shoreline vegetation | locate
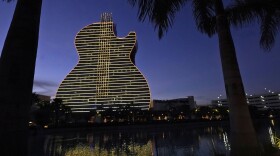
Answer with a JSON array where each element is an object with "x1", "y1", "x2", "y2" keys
[
  {"x1": 30, "y1": 120, "x2": 229, "y2": 135},
  {"x1": 30, "y1": 118, "x2": 277, "y2": 135}
]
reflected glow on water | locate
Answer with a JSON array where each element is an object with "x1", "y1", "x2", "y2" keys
[
  {"x1": 29, "y1": 120, "x2": 280, "y2": 156},
  {"x1": 269, "y1": 126, "x2": 280, "y2": 149},
  {"x1": 64, "y1": 141, "x2": 152, "y2": 156},
  {"x1": 223, "y1": 132, "x2": 230, "y2": 151}
]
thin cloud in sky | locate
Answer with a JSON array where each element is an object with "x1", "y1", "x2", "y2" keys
[{"x1": 33, "y1": 79, "x2": 57, "y2": 96}]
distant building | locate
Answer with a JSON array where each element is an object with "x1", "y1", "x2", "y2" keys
[
  {"x1": 56, "y1": 13, "x2": 151, "y2": 113},
  {"x1": 152, "y1": 96, "x2": 196, "y2": 111},
  {"x1": 212, "y1": 92, "x2": 280, "y2": 110}
]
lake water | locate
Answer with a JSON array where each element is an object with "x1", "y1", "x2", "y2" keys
[{"x1": 28, "y1": 120, "x2": 280, "y2": 156}]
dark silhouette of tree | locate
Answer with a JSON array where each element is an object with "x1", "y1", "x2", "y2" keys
[
  {"x1": 30, "y1": 93, "x2": 52, "y2": 126},
  {"x1": 193, "y1": 106, "x2": 214, "y2": 120},
  {"x1": 0, "y1": 0, "x2": 42, "y2": 155},
  {"x1": 32, "y1": 101, "x2": 52, "y2": 126},
  {"x1": 30, "y1": 94, "x2": 72, "y2": 127},
  {"x1": 216, "y1": 106, "x2": 229, "y2": 119},
  {"x1": 51, "y1": 98, "x2": 61, "y2": 127},
  {"x1": 168, "y1": 105, "x2": 177, "y2": 121},
  {"x1": 31, "y1": 92, "x2": 40, "y2": 105},
  {"x1": 50, "y1": 98, "x2": 70, "y2": 127},
  {"x1": 128, "y1": 0, "x2": 280, "y2": 155}
]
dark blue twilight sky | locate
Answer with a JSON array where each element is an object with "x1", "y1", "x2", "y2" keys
[{"x1": 1, "y1": 1, "x2": 280, "y2": 104}]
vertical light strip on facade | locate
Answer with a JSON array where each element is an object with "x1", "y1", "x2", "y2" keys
[{"x1": 56, "y1": 13, "x2": 151, "y2": 113}]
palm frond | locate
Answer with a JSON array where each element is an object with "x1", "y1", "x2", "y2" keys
[
  {"x1": 228, "y1": 0, "x2": 280, "y2": 51},
  {"x1": 258, "y1": 0, "x2": 280, "y2": 51},
  {"x1": 192, "y1": 0, "x2": 216, "y2": 37},
  {"x1": 128, "y1": 0, "x2": 152, "y2": 21},
  {"x1": 259, "y1": 11, "x2": 280, "y2": 51},
  {"x1": 128, "y1": 0, "x2": 187, "y2": 38},
  {"x1": 227, "y1": 0, "x2": 268, "y2": 27}
]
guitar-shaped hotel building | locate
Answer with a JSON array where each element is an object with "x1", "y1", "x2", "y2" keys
[{"x1": 56, "y1": 13, "x2": 151, "y2": 113}]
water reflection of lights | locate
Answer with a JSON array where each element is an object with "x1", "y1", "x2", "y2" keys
[
  {"x1": 268, "y1": 127, "x2": 280, "y2": 149},
  {"x1": 223, "y1": 132, "x2": 231, "y2": 151},
  {"x1": 64, "y1": 141, "x2": 152, "y2": 156},
  {"x1": 271, "y1": 119, "x2": 275, "y2": 126}
]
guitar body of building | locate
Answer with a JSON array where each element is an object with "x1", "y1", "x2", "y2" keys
[{"x1": 56, "y1": 13, "x2": 151, "y2": 113}]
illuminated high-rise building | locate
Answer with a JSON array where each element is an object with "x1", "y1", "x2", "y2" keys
[{"x1": 56, "y1": 13, "x2": 151, "y2": 113}]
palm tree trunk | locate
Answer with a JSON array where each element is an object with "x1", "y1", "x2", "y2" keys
[
  {"x1": 0, "y1": 0, "x2": 42, "y2": 155},
  {"x1": 214, "y1": 0, "x2": 262, "y2": 155}
]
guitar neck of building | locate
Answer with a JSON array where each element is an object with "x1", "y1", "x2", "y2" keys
[{"x1": 101, "y1": 13, "x2": 113, "y2": 22}]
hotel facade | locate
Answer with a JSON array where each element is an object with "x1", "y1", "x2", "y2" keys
[{"x1": 56, "y1": 13, "x2": 151, "y2": 113}]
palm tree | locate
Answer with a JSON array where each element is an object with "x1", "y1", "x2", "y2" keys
[
  {"x1": 0, "y1": 0, "x2": 42, "y2": 155},
  {"x1": 129, "y1": 0, "x2": 279, "y2": 155}
]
